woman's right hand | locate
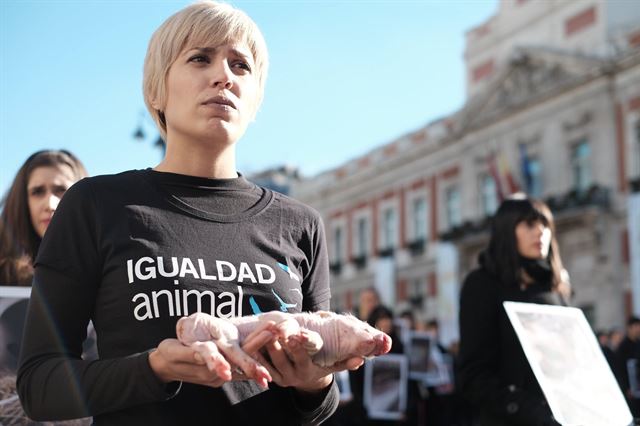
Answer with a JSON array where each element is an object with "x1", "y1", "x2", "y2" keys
[{"x1": 148, "y1": 324, "x2": 276, "y2": 388}]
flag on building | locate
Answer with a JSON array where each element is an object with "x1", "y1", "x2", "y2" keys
[
  {"x1": 498, "y1": 153, "x2": 520, "y2": 195},
  {"x1": 519, "y1": 143, "x2": 534, "y2": 195}
]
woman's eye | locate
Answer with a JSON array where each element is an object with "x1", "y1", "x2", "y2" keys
[
  {"x1": 29, "y1": 187, "x2": 45, "y2": 197},
  {"x1": 233, "y1": 61, "x2": 252, "y2": 72},
  {"x1": 53, "y1": 186, "x2": 68, "y2": 197},
  {"x1": 188, "y1": 54, "x2": 209, "y2": 64}
]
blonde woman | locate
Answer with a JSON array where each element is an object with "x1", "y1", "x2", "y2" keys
[{"x1": 18, "y1": 2, "x2": 361, "y2": 424}]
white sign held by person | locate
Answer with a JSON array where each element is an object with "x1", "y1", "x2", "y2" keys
[
  {"x1": 504, "y1": 301, "x2": 632, "y2": 426},
  {"x1": 629, "y1": 192, "x2": 640, "y2": 316}
]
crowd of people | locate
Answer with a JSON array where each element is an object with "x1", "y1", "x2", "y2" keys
[
  {"x1": 0, "y1": 1, "x2": 638, "y2": 425},
  {"x1": 324, "y1": 287, "x2": 471, "y2": 426}
]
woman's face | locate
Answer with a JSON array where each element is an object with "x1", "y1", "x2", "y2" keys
[
  {"x1": 515, "y1": 219, "x2": 552, "y2": 259},
  {"x1": 375, "y1": 317, "x2": 394, "y2": 335},
  {"x1": 161, "y1": 42, "x2": 260, "y2": 147},
  {"x1": 27, "y1": 165, "x2": 76, "y2": 238}
]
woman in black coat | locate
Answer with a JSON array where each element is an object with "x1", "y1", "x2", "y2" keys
[{"x1": 457, "y1": 196, "x2": 571, "y2": 426}]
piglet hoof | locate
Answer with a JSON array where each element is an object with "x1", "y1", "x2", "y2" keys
[
  {"x1": 245, "y1": 363, "x2": 272, "y2": 389},
  {"x1": 295, "y1": 329, "x2": 322, "y2": 356},
  {"x1": 191, "y1": 341, "x2": 232, "y2": 380}
]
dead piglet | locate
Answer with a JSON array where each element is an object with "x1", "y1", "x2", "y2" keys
[
  {"x1": 176, "y1": 312, "x2": 274, "y2": 388},
  {"x1": 293, "y1": 311, "x2": 393, "y2": 367},
  {"x1": 235, "y1": 311, "x2": 324, "y2": 357}
]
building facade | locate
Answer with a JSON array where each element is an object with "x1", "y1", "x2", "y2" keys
[{"x1": 292, "y1": 0, "x2": 640, "y2": 345}]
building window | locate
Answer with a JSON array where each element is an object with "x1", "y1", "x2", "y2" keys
[
  {"x1": 382, "y1": 208, "x2": 396, "y2": 250},
  {"x1": 445, "y1": 186, "x2": 462, "y2": 228},
  {"x1": 356, "y1": 217, "x2": 368, "y2": 257},
  {"x1": 571, "y1": 140, "x2": 591, "y2": 192},
  {"x1": 409, "y1": 278, "x2": 424, "y2": 307},
  {"x1": 480, "y1": 174, "x2": 498, "y2": 216},
  {"x1": 333, "y1": 227, "x2": 343, "y2": 263},
  {"x1": 634, "y1": 120, "x2": 640, "y2": 177},
  {"x1": 412, "y1": 198, "x2": 428, "y2": 241}
]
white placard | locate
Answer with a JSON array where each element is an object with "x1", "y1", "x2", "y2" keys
[
  {"x1": 504, "y1": 301, "x2": 633, "y2": 426},
  {"x1": 374, "y1": 257, "x2": 395, "y2": 308},
  {"x1": 363, "y1": 354, "x2": 408, "y2": 420},
  {"x1": 435, "y1": 242, "x2": 459, "y2": 346}
]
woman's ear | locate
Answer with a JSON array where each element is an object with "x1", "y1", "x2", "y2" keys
[{"x1": 150, "y1": 98, "x2": 161, "y2": 111}]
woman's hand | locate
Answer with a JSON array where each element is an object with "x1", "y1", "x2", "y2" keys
[
  {"x1": 149, "y1": 324, "x2": 276, "y2": 388},
  {"x1": 255, "y1": 333, "x2": 365, "y2": 394}
]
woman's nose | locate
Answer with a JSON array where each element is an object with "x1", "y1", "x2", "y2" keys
[
  {"x1": 210, "y1": 60, "x2": 233, "y2": 89},
  {"x1": 45, "y1": 193, "x2": 61, "y2": 212}
]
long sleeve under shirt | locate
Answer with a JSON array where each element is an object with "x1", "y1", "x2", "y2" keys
[{"x1": 17, "y1": 169, "x2": 338, "y2": 425}]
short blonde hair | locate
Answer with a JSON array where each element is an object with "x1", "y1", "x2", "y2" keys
[{"x1": 143, "y1": 1, "x2": 269, "y2": 141}]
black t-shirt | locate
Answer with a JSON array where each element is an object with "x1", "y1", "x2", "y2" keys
[{"x1": 17, "y1": 169, "x2": 337, "y2": 425}]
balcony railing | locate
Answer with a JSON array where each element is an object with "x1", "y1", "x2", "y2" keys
[
  {"x1": 377, "y1": 247, "x2": 395, "y2": 258},
  {"x1": 440, "y1": 184, "x2": 611, "y2": 241},
  {"x1": 544, "y1": 184, "x2": 610, "y2": 212},
  {"x1": 352, "y1": 254, "x2": 367, "y2": 270},
  {"x1": 407, "y1": 238, "x2": 426, "y2": 256}
]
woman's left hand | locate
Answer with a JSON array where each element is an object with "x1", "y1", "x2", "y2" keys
[{"x1": 254, "y1": 334, "x2": 364, "y2": 394}]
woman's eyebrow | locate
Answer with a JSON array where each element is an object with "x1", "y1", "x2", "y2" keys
[
  {"x1": 229, "y1": 48, "x2": 253, "y2": 63},
  {"x1": 188, "y1": 47, "x2": 216, "y2": 55}
]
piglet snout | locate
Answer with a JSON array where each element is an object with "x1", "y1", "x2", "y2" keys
[{"x1": 375, "y1": 333, "x2": 392, "y2": 356}]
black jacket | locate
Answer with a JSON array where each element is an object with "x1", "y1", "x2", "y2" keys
[{"x1": 457, "y1": 267, "x2": 565, "y2": 426}]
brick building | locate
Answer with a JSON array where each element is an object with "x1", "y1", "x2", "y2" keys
[{"x1": 292, "y1": 0, "x2": 640, "y2": 345}]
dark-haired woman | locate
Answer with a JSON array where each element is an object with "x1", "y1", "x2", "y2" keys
[
  {"x1": 0, "y1": 150, "x2": 87, "y2": 285},
  {"x1": 457, "y1": 196, "x2": 570, "y2": 426}
]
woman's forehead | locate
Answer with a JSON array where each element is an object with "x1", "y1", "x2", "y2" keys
[
  {"x1": 184, "y1": 30, "x2": 254, "y2": 55},
  {"x1": 28, "y1": 165, "x2": 75, "y2": 186}
]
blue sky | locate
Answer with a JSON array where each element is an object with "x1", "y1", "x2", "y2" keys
[{"x1": 0, "y1": 0, "x2": 496, "y2": 195}]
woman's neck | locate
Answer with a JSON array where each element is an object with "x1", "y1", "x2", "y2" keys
[{"x1": 155, "y1": 138, "x2": 237, "y2": 179}]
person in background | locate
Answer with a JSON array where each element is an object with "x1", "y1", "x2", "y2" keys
[
  {"x1": 0, "y1": 150, "x2": 88, "y2": 424},
  {"x1": 611, "y1": 327, "x2": 625, "y2": 351},
  {"x1": 17, "y1": 2, "x2": 363, "y2": 425},
  {"x1": 614, "y1": 316, "x2": 640, "y2": 417},
  {"x1": 596, "y1": 330, "x2": 616, "y2": 373},
  {"x1": 366, "y1": 305, "x2": 405, "y2": 425},
  {"x1": 457, "y1": 195, "x2": 570, "y2": 426},
  {"x1": 422, "y1": 319, "x2": 456, "y2": 426},
  {"x1": 367, "y1": 306, "x2": 403, "y2": 355},
  {"x1": 0, "y1": 150, "x2": 87, "y2": 285},
  {"x1": 357, "y1": 286, "x2": 380, "y2": 321}
]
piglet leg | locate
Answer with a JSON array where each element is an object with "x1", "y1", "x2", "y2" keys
[
  {"x1": 257, "y1": 312, "x2": 323, "y2": 357},
  {"x1": 176, "y1": 313, "x2": 273, "y2": 387}
]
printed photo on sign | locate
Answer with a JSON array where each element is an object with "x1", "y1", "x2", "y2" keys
[
  {"x1": 335, "y1": 370, "x2": 353, "y2": 403},
  {"x1": 0, "y1": 286, "x2": 98, "y2": 376},
  {"x1": 627, "y1": 359, "x2": 640, "y2": 399},
  {"x1": 0, "y1": 286, "x2": 31, "y2": 375},
  {"x1": 504, "y1": 301, "x2": 633, "y2": 426},
  {"x1": 363, "y1": 354, "x2": 408, "y2": 421},
  {"x1": 406, "y1": 331, "x2": 451, "y2": 386}
]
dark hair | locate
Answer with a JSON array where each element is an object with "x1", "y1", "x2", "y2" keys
[
  {"x1": 0, "y1": 150, "x2": 87, "y2": 285},
  {"x1": 367, "y1": 305, "x2": 394, "y2": 328},
  {"x1": 479, "y1": 196, "x2": 567, "y2": 294},
  {"x1": 627, "y1": 316, "x2": 640, "y2": 327}
]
